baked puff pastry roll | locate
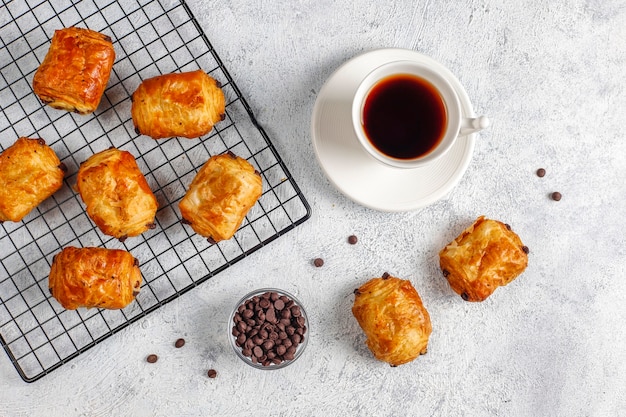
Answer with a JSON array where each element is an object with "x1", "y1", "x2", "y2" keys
[
  {"x1": 32, "y1": 27, "x2": 115, "y2": 115},
  {"x1": 131, "y1": 70, "x2": 226, "y2": 139},
  {"x1": 76, "y1": 148, "x2": 157, "y2": 241},
  {"x1": 179, "y1": 152, "x2": 262, "y2": 243},
  {"x1": 439, "y1": 216, "x2": 529, "y2": 302},
  {"x1": 49, "y1": 246, "x2": 142, "y2": 310},
  {"x1": 0, "y1": 137, "x2": 66, "y2": 223},
  {"x1": 352, "y1": 274, "x2": 432, "y2": 367}
]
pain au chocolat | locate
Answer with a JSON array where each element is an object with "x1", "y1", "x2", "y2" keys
[
  {"x1": 131, "y1": 70, "x2": 226, "y2": 139},
  {"x1": 439, "y1": 216, "x2": 529, "y2": 302},
  {"x1": 49, "y1": 246, "x2": 142, "y2": 310},
  {"x1": 352, "y1": 274, "x2": 432, "y2": 366},
  {"x1": 32, "y1": 27, "x2": 115, "y2": 115},
  {"x1": 76, "y1": 148, "x2": 157, "y2": 241},
  {"x1": 179, "y1": 152, "x2": 262, "y2": 243},
  {"x1": 0, "y1": 137, "x2": 65, "y2": 223}
]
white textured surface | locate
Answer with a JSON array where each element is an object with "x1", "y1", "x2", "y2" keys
[{"x1": 2, "y1": 1, "x2": 626, "y2": 416}]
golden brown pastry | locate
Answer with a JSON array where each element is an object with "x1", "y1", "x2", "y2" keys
[
  {"x1": 32, "y1": 27, "x2": 115, "y2": 114},
  {"x1": 352, "y1": 274, "x2": 432, "y2": 366},
  {"x1": 439, "y1": 216, "x2": 529, "y2": 302},
  {"x1": 49, "y1": 246, "x2": 142, "y2": 310},
  {"x1": 0, "y1": 137, "x2": 66, "y2": 223},
  {"x1": 76, "y1": 148, "x2": 157, "y2": 240},
  {"x1": 179, "y1": 152, "x2": 262, "y2": 243},
  {"x1": 131, "y1": 70, "x2": 226, "y2": 139}
]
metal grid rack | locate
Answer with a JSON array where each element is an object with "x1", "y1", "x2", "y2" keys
[{"x1": 0, "y1": 0, "x2": 310, "y2": 382}]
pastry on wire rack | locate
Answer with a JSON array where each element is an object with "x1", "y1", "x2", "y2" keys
[
  {"x1": 179, "y1": 152, "x2": 262, "y2": 243},
  {"x1": 131, "y1": 69, "x2": 226, "y2": 139},
  {"x1": 0, "y1": 137, "x2": 66, "y2": 223},
  {"x1": 439, "y1": 216, "x2": 529, "y2": 302},
  {"x1": 352, "y1": 274, "x2": 432, "y2": 367},
  {"x1": 75, "y1": 148, "x2": 158, "y2": 241},
  {"x1": 49, "y1": 246, "x2": 142, "y2": 310},
  {"x1": 32, "y1": 27, "x2": 115, "y2": 115}
]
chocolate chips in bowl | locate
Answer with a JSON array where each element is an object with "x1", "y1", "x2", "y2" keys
[{"x1": 229, "y1": 288, "x2": 308, "y2": 369}]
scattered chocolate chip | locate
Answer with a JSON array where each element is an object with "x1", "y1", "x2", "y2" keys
[
  {"x1": 181, "y1": 218, "x2": 191, "y2": 225},
  {"x1": 226, "y1": 150, "x2": 236, "y2": 158},
  {"x1": 536, "y1": 168, "x2": 546, "y2": 177},
  {"x1": 146, "y1": 354, "x2": 158, "y2": 363},
  {"x1": 390, "y1": 364, "x2": 397, "y2": 368},
  {"x1": 133, "y1": 258, "x2": 139, "y2": 267},
  {"x1": 461, "y1": 292, "x2": 469, "y2": 301},
  {"x1": 504, "y1": 223, "x2": 511, "y2": 230},
  {"x1": 207, "y1": 369, "x2": 217, "y2": 378},
  {"x1": 215, "y1": 80, "x2": 222, "y2": 88},
  {"x1": 146, "y1": 222, "x2": 156, "y2": 229},
  {"x1": 132, "y1": 290, "x2": 140, "y2": 297},
  {"x1": 420, "y1": 348, "x2": 428, "y2": 355},
  {"x1": 175, "y1": 338, "x2": 185, "y2": 348},
  {"x1": 348, "y1": 235, "x2": 358, "y2": 244},
  {"x1": 134, "y1": 126, "x2": 140, "y2": 135},
  {"x1": 58, "y1": 162, "x2": 68, "y2": 173},
  {"x1": 103, "y1": 35, "x2": 112, "y2": 43},
  {"x1": 313, "y1": 258, "x2": 324, "y2": 267},
  {"x1": 49, "y1": 287, "x2": 53, "y2": 295},
  {"x1": 522, "y1": 246, "x2": 530, "y2": 254},
  {"x1": 207, "y1": 236, "x2": 217, "y2": 244},
  {"x1": 442, "y1": 269, "x2": 450, "y2": 277},
  {"x1": 381, "y1": 272, "x2": 390, "y2": 280},
  {"x1": 118, "y1": 235, "x2": 128, "y2": 243},
  {"x1": 551, "y1": 192, "x2": 562, "y2": 201},
  {"x1": 353, "y1": 288, "x2": 361, "y2": 295},
  {"x1": 36, "y1": 138, "x2": 46, "y2": 145},
  {"x1": 219, "y1": 113, "x2": 226, "y2": 121},
  {"x1": 254, "y1": 169, "x2": 261, "y2": 176}
]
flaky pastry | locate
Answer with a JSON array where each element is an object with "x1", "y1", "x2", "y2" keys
[
  {"x1": 0, "y1": 137, "x2": 65, "y2": 222},
  {"x1": 49, "y1": 246, "x2": 142, "y2": 310},
  {"x1": 439, "y1": 216, "x2": 528, "y2": 302},
  {"x1": 76, "y1": 148, "x2": 157, "y2": 240},
  {"x1": 131, "y1": 70, "x2": 226, "y2": 139},
  {"x1": 32, "y1": 27, "x2": 115, "y2": 114},
  {"x1": 179, "y1": 152, "x2": 262, "y2": 243},
  {"x1": 352, "y1": 274, "x2": 432, "y2": 366}
]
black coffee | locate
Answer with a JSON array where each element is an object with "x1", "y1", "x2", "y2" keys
[{"x1": 362, "y1": 74, "x2": 447, "y2": 160}]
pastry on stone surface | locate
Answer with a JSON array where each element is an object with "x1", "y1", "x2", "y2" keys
[
  {"x1": 0, "y1": 137, "x2": 65, "y2": 223},
  {"x1": 32, "y1": 27, "x2": 115, "y2": 114},
  {"x1": 49, "y1": 246, "x2": 142, "y2": 310},
  {"x1": 439, "y1": 216, "x2": 528, "y2": 302},
  {"x1": 352, "y1": 274, "x2": 432, "y2": 366},
  {"x1": 76, "y1": 148, "x2": 157, "y2": 240},
  {"x1": 131, "y1": 70, "x2": 226, "y2": 139},
  {"x1": 179, "y1": 152, "x2": 262, "y2": 243}
]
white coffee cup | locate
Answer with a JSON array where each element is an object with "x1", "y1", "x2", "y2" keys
[{"x1": 352, "y1": 60, "x2": 489, "y2": 169}]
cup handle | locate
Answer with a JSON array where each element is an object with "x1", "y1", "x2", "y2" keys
[{"x1": 459, "y1": 115, "x2": 490, "y2": 137}]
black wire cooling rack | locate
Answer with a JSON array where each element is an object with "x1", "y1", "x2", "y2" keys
[{"x1": 0, "y1": 0, "x2": 310, "y2": 382}]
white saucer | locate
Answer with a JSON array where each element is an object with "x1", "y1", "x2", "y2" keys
[{"x1": 311, "y1": 48, "x2": 478, "y2": 212}]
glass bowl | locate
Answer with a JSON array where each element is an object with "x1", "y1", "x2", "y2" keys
[{"x1": 229, "y1": 288, "x2": 308, "y2": 370}]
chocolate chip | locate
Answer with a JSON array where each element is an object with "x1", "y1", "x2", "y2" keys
[
  {"x1": 232, "y1": 291, "x2": 306, "y2": 366},
  {"x1": 146, "y1": 222, "x2": 157, "y2": 230},
  {"x1": 505, "y1": 223, "x2": 511, "y2": 230},
  {"x1": 207, "y1": 369, "x2": 217, "y2": 378},
  {"x1": 551, "y1": 192, "x2": 562, "y2": 201},
  {"x1": 181, "y1": 218, "x2": 191, "y2": 225},
  {"x1": 461, "y1": 292, "x2": 469, "y2": 301},
  {"x1": 442, "y1": 269, "x2": 450, "y2": 277},
  {"x1": 313, "y1": 258, "x2": 324, "y2": 267},
  {"x1": 536, "y1": 168, "x2": 546, "y2": 177},
  {"x1": 58, "y1": 162, "x2": 68, "y2": 173},
  {"x1": 207, "y1": 236, "x2": 217, "y2": 244},
  {"x1": 219, "y1": 113, "x2": 226, "y2": 121},
  {"x1": 146, "y1": 354, "x2": 158, "y2": 363},
  {"x1": 134, "y1": 258, "x2": 139, "y2": 267},
  {"x1": 134, "y1": 126, "x2": 141, "y2": 135},
  {"x1": 348, "y1": 235, "x2": 358, "y2": 244},
  {"x1": 353, "y1": 289, "x2": 361, "y2": 295},
  {"x1": 175, "y1": 338, "x2": 185, "y2": 348},
  {"x1": 36, "y1": 138, "x2": 46, "y2": 145},
  {"x1": 381, "y1": 272, "x2": 390, "y2": 280},
  {"x1": 522, "y1": 246, "x2": 530, "y2": 254},
  {"x1": 118, "y1": 235, "x2": 128, "y2": 243}
]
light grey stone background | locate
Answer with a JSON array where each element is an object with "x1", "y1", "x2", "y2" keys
[{"x1": 1, "y1": 0, "x2": 625, "y2": 416}]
